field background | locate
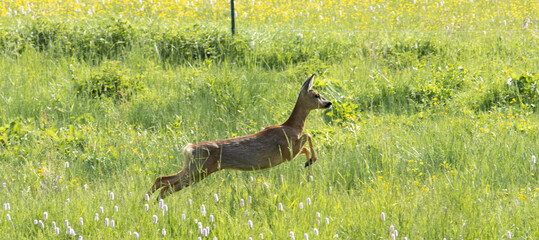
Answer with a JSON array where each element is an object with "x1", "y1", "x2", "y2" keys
[{"x1": 0, "y1": 0, "x2": 538, "y2": 239}]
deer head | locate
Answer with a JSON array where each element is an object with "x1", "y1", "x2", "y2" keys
[{"x1": 299, "y1": 74, "x2": 332, "y2": 110}]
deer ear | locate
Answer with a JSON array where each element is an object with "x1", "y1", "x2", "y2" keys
[{"x1": 301, "y1": 73, "x2": 315, "y2": 92}]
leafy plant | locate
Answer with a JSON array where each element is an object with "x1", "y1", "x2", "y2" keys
[
  {"x1": 325, "y1": 101, "x2": 359, "y2": 125},
  {"x1": 507, "y1": 72, "x2": 538, "y2": 109},
  {"x1": 0, "y1": 29, "x2": 26, "y2": 55},
  {"x1": 73, "y1": 61, "x2": 146, "y2": 101},
  {"x1": 410, "y1": 64, "x2": 466, "y2": 105},
  {"x1": 478, "y1": 72, "x2": 537, "y2": 111}
]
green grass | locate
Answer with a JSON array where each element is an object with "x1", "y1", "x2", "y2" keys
[{"x1": 1, "y1": 0, "x2": 538, "y2": 239}]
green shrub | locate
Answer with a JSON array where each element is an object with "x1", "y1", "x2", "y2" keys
[
  {"x1": 1, "y1": 20, "x2": 354, "y2": 67},
  {"x1": 285, "y1": 58, "x2": 330, "y2": 80},
  {"x1": 67, "y1": 18, "x2": 133, "y2": 60},
  {"x1": 73, "y1": 61, "x2": 146, "y2": 100},
  {"x1": 369, "y1": 39, "x2": 440, "y2": 69},
  {"x1": 0, "y1": 118, "x2": 85, "y2": 156},
  {"x1": 507, "y1": 72, "x2": 538, "y2": 109},
  {"x1": 325, "y1": 101, "x2": 359, "y2": 125},
  {"x1": 0, "y1": 120, "x2": 27, "y2": 147},
  {"x1": 410, "y1": 64, "x2": 466, "y2": 105},
  {"x1": 478, "y1": 72, "x2": 538, "y2": 111},
  {"x1": 255, "y1": 32, "x2": 348, "y2": 70},
  {"x1": 393, "y1": 39, "x2": 438, "y2": 59},
  {"x1": 27, "y1": 18, "x2": 66, "y2": 51},
  {"x1": 0, "y1": 29, "x2": 26, "y2": 55},
  {"x1": 150, "y1": 24, "x2": 229, "y2": 62}
]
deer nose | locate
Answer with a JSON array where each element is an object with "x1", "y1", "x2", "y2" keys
[{"x1": 324, "y1": 102, "x2": 332, "y2": 108}]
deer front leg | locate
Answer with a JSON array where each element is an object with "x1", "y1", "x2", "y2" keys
[
  {"x1": 299, "y1": 147, "x2": 314, "y2": 177},
  {"x1": 300, "y1": 134, "x2": 318, "y2": 168},
  {"x1": 294, "y1": 134, "x2": 317, "y2": 178}
]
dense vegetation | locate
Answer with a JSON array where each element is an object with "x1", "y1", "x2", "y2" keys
[{"x1": 0, "y1": 0, "x2": 537, "y2": 239}]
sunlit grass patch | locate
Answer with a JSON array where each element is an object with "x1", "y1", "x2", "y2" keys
[{"x1": 0, "y1": 0, "x2": 538, "y2": 239}]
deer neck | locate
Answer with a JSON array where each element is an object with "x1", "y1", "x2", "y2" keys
[{"x1": 282, "y1": 101, "x2": 311, "y2": 132}]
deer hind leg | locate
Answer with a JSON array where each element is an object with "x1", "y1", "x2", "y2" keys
[
  {"x1": 158, "y1": 146, "x2": 221, "y2": 199},
  {"x1": 162, "y1": 165, "x2": 213, "y2": 196},
  {"x1": 158, "y1": 158, "x2": 217, "y2": 199},
  {"x1": 158, "y1": 169, "x2": 190, "y2": 199},
  {"x1": 147, "y1": 173, "x2": 179, "y2": 198},
  {"x1": 146, "y1": 144, "x2": 221, "y2": 200},
  {"x1": 145, "y1": 144, "x2": 195, "y2": 200}
]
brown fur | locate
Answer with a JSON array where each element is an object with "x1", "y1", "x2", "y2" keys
[{"x1": 146, "y1": 74, "x2": 332, "y2": 199}]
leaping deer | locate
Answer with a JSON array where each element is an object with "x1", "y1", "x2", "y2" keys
[{"x1": 146, "y1": 74, "x2": 332, "y2": 199}]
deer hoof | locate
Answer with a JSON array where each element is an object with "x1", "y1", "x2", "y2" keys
[{"x1": 304, "y1": 159, "x2": 314, "y2": 168}]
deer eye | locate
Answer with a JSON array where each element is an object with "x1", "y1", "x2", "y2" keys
[{"x1": 314, "y1": 94, "x2": 320, "y2": 99}]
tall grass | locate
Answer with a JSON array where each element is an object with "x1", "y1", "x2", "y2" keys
[{"x1": 1, "y1": 0, "x2": 538, "y2": 239}]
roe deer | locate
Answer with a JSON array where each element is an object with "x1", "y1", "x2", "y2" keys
[{"x1": 146, "y1": 74, "x2": 332, "y2": 199}]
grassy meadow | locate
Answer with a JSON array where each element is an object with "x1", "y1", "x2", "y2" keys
[{"x1": 0, "y1": 0, "x2": 538, "y2": 239}]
